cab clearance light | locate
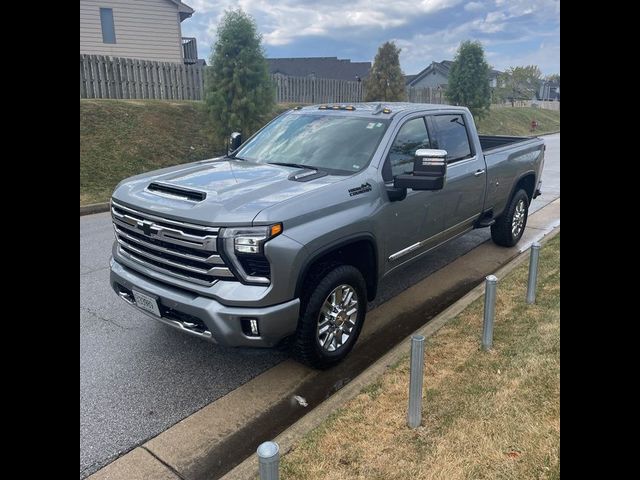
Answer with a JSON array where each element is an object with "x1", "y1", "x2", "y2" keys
[{"x1": 318, "y1": 105, "x2": 357, "y2": 111}]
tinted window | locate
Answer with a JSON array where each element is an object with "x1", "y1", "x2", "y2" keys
[
  {"x1": 431, "y1": 115, "x2": 472, "y2": 162},
  {"x1": 387, "y1": 117, "x2": 430, "y2": 177},
  {"x1": 235, "y1": 114, "x2": 389, "y2": 174},
  {"x1": 100, "y1": 8, "x2": 116, "y2": 44}
]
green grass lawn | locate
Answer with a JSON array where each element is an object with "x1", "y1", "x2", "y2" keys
[
  {"x1": 475, "y1": 106, "x2": 560, "y2": 136},
  {"x1": 281, "y1": 234, "x2": 560, "y2": 480},
  {"x1": 80, "y1": 100, "x2": 559, "y2": 205}
]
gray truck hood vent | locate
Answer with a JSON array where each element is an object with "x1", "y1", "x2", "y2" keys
[
  {"x1": 288, "y1": 170, "x2": 328, "y2": 182},
  {"x1": 147, "y1": 182, "x2": 207, "y2": 202}
]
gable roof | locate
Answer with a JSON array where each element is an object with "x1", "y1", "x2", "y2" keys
[
  {"x1": 406, "y1": 59, "x2": 502, "y2": 86},
  {"x1": 267, "y1": 57, "x2": 371, "y2": 81}
]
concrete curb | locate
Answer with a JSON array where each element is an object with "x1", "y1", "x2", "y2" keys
[
  {"x1": 80, "y1": 202, "x2": 110, "y2": 216},
  {"x1": 223, "y1": 224, "x2": 560, "y2": 480}
]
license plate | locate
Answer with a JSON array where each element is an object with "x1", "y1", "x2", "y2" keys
[{"x1": 132, "y1": 290, "x2": 161, "y2": 317}]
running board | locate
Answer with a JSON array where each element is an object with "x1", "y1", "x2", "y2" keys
[{"x1": 475, "y1": 211, "x2": 496, "y2": 228}]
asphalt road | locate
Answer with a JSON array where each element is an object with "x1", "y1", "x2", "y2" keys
[{"x1": 80, "y1": 133, "x2": 559, "y2": 478}]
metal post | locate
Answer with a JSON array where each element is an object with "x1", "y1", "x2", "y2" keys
[
  {"x1": 407, "y1": 334, "x2": 425, "y2": 429},
  {"x1": 257, "y1": 441, "x2": 280, "y2": 480},
  {"x1": 526, "y1": 242, "x2": 541, "y2": 304},
  {"x1": 482, "y1": 275, "x2": 498, "y2": 351}
]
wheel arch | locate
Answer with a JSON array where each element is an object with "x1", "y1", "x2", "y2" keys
[{"x1": 295, "y1": 234, "x2": 379, "y2": 302}]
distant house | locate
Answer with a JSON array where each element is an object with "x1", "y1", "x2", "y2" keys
[
  {"x1": 406, "y1": 60, "x2": 502, "y2": 89},
  {"x1": 267, "y1": 57, "x2": 371, "y2": 81},
  {"x1": 537, "y1": 80, "x2": 560, "y2": 101},
  {"x1": 80, "y1": 0, "x2": 201, "y2": 64}
]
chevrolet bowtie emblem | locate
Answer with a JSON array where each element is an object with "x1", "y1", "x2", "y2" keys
[{"x1": 138, "y1": 220, "x2": 155, "y2": 236}]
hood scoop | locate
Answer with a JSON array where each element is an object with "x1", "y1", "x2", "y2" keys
[
  {"x1": 288, "y1": 170, "x2": 328, "y2": 182},
  {"x1": 146, "y1": 182, "x2": 207, "y2": 202}
]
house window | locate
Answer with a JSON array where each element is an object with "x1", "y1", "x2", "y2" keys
[{"x1": 100, "y1": 8, "x2": 116, "y2": 44}]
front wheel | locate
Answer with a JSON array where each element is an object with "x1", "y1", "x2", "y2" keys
[
  {"x1": 292, "y1": 265, "x2": 367, "y2": 369},
  {"x1": 491, "y1": 189, "x2": 530, "y2": 247}
]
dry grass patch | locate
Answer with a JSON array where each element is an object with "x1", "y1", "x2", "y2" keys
[{"x1": 281, "y1": 235, "x2": 560, "y2": 480}]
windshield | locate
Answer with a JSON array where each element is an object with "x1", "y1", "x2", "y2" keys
[{"x1": 234, "y1": 113, "x2": 390, "y2": 174}]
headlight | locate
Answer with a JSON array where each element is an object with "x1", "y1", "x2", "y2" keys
[{"x1": 219, "y1": 224, "x2": 282, "y2": 284}]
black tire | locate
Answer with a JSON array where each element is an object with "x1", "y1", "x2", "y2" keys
[
  {"x1": 292, "y1": 264, "x2": 367, "y2": 369},
  {"x1": 491, "y1": 189, "x2": 530, "y2": 247}
]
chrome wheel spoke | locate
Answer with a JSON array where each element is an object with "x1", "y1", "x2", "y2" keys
[
  {"x1": 342, "y1": 289, "x2": 353, "y2": 307},
  {"x1": 317, "y1": 284, "x2": 359, "y2": 352}
]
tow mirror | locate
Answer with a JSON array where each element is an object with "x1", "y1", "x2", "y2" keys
[
  {"x1": 394, "y1": 149, "x2": 448, "y2": 191},
  {"x1": 228, "y1": 132, "x2": 242, "y2": 154}
]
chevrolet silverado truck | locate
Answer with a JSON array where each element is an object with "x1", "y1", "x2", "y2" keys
[{"x1": 110, "y1": 102, "x2": 545, "y2": 368}]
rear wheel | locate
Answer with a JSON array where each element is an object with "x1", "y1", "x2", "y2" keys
[
  {"x1": 292, "y1": 265, "x2": 367, "y2": 369},
  {"x1": 491, "y1": 189, "x2": 529, "y2": 247}
]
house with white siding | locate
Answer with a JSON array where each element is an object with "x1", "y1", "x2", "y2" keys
[
  {"x1": 79, "y1": 0, "x2": 200, "y2": 64},
  {"x1": 406, "y1": 60, "x2": 502, "y2": 90}
]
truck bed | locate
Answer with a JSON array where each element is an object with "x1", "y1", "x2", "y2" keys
[{"x1": 479, "y1": 135, "x2": 537, "y2": 153}]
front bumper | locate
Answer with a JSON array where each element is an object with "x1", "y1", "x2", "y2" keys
[{"x1": 110, "y1": 258, "x2": 300, "y2": 347}]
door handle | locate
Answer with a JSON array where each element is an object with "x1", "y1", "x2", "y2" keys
[{"x1": 474, "y1": 169, "x2": 486, "y2": 176}]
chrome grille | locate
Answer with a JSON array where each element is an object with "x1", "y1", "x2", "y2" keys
[{"x1": 111, "y1": 200, "x2": 235, "y2": 286}]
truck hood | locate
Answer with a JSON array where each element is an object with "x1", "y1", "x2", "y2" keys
[{"x1": 111, "y1": 158, "x2": 341, "y2": 225}]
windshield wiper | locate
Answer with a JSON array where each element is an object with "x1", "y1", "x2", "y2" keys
[{"x1": 267, "y1": 162, "x2": 318, "y2": 170}]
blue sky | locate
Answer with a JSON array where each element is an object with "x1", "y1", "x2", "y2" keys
[{"x1": 181, "y1": 0, "x2": 560, "y2": 75}]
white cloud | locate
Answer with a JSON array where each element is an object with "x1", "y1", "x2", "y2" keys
[
  {"x1": 182, "y1": 0, "x2": 464, "y2": 48},
  {"x1": 180, "y1": 0, "x2": 559, "y2": 75},
  {"x1": 464, "y1": 2, "x2": 485, "y2": 12}
]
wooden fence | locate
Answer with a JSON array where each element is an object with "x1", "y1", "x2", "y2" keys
[
  {"x1": 272, "y1": 74, "x2": 446, "y2": 105},
  {"x1": 498, "y1": 100, "x2": 560, "y2": 111},
  {"x1": 405, "y1": 86, "x2": 446, "y2": 104},
  {"x1": 80, "y1": 54, "x2": 205, "y2": 100},
  {"x1": 272, "y1": 74, "x2": 365, "y2": 103},
  {"x1": 80, "y1": 55, "x2": 445, "y2": 105}
]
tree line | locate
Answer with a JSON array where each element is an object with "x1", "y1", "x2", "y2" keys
[{"x1": 204, "y1": 8, "x2": 558, "y2": 139}]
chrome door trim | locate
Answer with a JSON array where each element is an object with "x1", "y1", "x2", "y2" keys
[{"x1": 388, "y1": 214, "x2": 478, "y2": 261}]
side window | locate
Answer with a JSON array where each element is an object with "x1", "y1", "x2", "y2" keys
[
  {"x1": 431, "y1": 115, "x2": 472, "y2": 163},
  {"x1": 386, "y1": 118, "x2": 430, "y2": 178},
  {"x1": 100, "y1": 8, "x2": 117, "y2": 44}
]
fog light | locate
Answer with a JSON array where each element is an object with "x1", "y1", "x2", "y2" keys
[{"x1": 241, "y1": 318, "x2": 260, "y2": 336}]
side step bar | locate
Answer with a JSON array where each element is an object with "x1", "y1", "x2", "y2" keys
[{"x1": 474, "y1": 210, "x2": 496, "y2": 228}]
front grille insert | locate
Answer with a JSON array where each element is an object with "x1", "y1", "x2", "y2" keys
[
  {"x1": 238, "y1": 255, "x2": 271, "y2": 279},
  {"x1": 111, "y1": 200, "x2": 235, "y2": 286}
]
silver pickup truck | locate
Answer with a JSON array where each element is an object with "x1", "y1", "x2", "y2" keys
[{"x1": 110, "y1": 102, "x2": 545, "y2": 368}]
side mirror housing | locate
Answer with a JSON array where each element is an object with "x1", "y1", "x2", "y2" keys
[
  {"x1": 228, "y1": 132, "x2": 242, "y2": 154},
  {"x1": 394, "y1": 149, "x2": 447, "y2": 191}
]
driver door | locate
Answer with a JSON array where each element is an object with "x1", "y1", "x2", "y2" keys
[{"x1": 381, "y1": 116, "x2": 444, "y2": 273}]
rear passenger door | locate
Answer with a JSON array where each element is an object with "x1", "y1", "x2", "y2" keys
[{"x1": 428, "y1": 113, "x2": 486, "y2": 235}]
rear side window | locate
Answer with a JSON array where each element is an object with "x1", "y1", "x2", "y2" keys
[
  {"x1": 386, "y1": 117, "x2": 431, "y2": 178},
  {"x1": 431, "y1": 115, "x2": 472, "y2": 163}
]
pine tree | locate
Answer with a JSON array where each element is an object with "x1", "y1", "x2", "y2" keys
[
  {"x1": 446, "y1": 40, "x2": 491, "y2": 119},
  {"x1": 364, "y1": 41, "x2": 406, "y2": 102},
  {"x1": 205, "y1": 9, "x2": 274, "y2": 142}
]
